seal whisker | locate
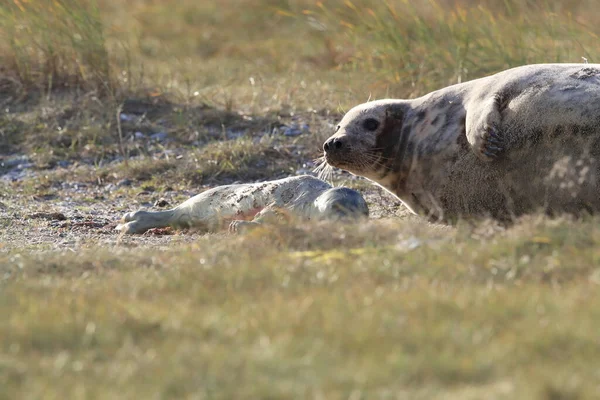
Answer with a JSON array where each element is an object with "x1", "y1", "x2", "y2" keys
[
  {"x1": 313, "y1": 156, "x2": 335, "y2": 182},
  {"x1": 319, "y1": 165, "x2": 334, "y2": 182}
]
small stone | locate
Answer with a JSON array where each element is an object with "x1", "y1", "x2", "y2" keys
[
  {"x1": 154, "y1": 198, "x2": 169, "y2": 208},
  {"x1": 134, "y1": 131, "x2": 146, "y2": 140},
  {"x1": 117, "y1": 179, "x2": 132, "y2": 187},
  {"x1": 32, "y1": 193, "x2": 58, "y2": 201},
  {"x1": 226, "y1": 130, "x2": 243, "y2": 139},
  {"x1": 283, "y1": 126, "x2": 303, "y2": 137},
  {"x1": 28, "y1": 212, "x2": 67, "y2": 221},
  {"x1": 150, "y1": 132, "x2": 168, "y2": 142},
  {"x1": 0, "y1": 155, "x2": 31, "y2": 169},
  {"x1": 144, "y1": 227, "x2": 173, "y2": 236}
]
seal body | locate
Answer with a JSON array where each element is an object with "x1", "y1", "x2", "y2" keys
[
  {"x1": 116, "y1": 175, "x2": 368, "y2": 234},
  {"x1": 323, "y1": 63, "x2": 600, "y2": 221}
]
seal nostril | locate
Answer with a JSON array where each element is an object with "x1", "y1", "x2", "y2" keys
[{"x1": 324, "y1": 138, "x2": 344, "y2": 152}]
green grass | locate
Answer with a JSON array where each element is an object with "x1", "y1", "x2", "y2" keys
[{"x1": 3, "y1": 0, "x2": 600, "y2": 398}]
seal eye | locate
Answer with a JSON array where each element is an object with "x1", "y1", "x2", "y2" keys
[{"x1": 362, "y1": 118, "x2": 380, "y2": 131}]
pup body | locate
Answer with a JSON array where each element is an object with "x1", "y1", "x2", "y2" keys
[{"x1": 117, "y1": 175, "x2": 369, "y2": 234}]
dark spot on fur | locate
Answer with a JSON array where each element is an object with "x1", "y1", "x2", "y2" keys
[
  {"x1": 528, "y1": 129, "x2": 544, "y2": 146},
  {"x1": 431, "y1": 115, "x2": 441, "y2": 126},
  {"x1": 416, "y1": 141, "x2": 429, "y2": 157},
  {"x1": 456, "y1": 131, "x2": 470, "y2": 151},
  {"x1": 403, "y1": 141, "x2": 415, "y2": 163},
  {"x1": 377, "y1": 111, "x2": 404, "y2": 157},
  {"x1": 550, "y1": 125, "x2": 565, "y2": 139},
  {"x1": 410, "y1": 121, "x2": 420, "y2": 133},
  {"x1": 518, "y1": 124, "x2": 597, "y2": 149},
  {"x1": 397, "y1": 125, "x2": 412, "y2": 153},
  {"x1": 414, "y1": 109, "x2": 427, "y2": 124},
  {"x1": 438, "y1": 103, "x2": 465, "y2": 137},
  {"x1": 373, "y1": 107, "x2": 411, "y2": 181},
  {"x1": 571, "y1": 67, "x2": 600, "y2": 80},
  {"x1": 449, "y1": 152, "x2": 459, "y2": 165},
  {"x1": 280, "y1": 188, "x2": 294, "y2": 204},
  {"x1": 386, "y1": 104, "x2": 405, "y2": 120}
]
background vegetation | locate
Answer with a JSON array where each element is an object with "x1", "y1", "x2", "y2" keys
[{"x1": 2, "y1": 0, "x2": 600, "y2": 398}]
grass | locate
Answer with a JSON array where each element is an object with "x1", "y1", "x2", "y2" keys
[
  {"x1": 2, "y1": 0, "x2": 600, "y2": 398},
  {"x1": 0, "y1": 0, "x2": 111, "y2": 94},
  {"x1": 310, "y1": 0, "x2": 598, "y2": 95},
  {"x1": 3, "y1": 217, "x2": 600, "y2": 398}
]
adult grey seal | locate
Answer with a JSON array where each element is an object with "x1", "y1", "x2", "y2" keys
[
  {"x1": 116, "y1": 175, "x2": 368, "y2": 234},
  {"x1": 322, "y1": 63, "x2": 600, "y2": 221}
]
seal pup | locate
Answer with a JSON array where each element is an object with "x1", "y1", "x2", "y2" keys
[
  {"x1": 322, "y1": 63, "x2": 600, "y2": 221},
  {"x1": 116, "y1": 175, "x2": 369, "y2": 234}
]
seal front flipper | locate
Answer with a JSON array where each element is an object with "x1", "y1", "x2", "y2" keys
[
  {"x1": 480, "y1": 124, "x2": 504, "y2": 160},
  {"x1": 228, "y1": 220, "x2": 261, "y2": 234},
  {"x1": 466, "y1": 93, "x2": 506, "y2": 162},
  {"x1": 228, "y1": 206, "x2": 287, "y2": 234}
]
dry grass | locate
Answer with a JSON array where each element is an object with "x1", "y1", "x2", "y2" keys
[
  {"x1": 0, "y1": 0, "x2": 111, "y2": 95},
  {"x1": 2, "y1": 0, "x2": 600, "y2": 399},
  {"x1": 3, "y1": 0, "x2": 596, "y2": 109},
  {"x1": 3, "y1": 217, "x2": 600, "y2": 398},
  {"x1": 310, "y1": 0, "x2": 598, "y2": 96}
]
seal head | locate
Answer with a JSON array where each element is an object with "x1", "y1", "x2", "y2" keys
[
  {"x1": 323, "y1": 100, "x2": 409, "y2": 183},
  {"x1": 312, "y1": 187, "x2": 369, "y2": 219}
]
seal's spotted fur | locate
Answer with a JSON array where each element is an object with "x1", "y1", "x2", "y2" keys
[{"x1": 324, "y1": 64, "x2": 600, "y2": 221}]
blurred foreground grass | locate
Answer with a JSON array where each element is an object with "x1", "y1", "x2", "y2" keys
[
  {"x1": 3, "y1": 217, "x2": 600, "y2": 398},
  {"x1": 2, "y1": 0, "x2": 600, "y2": 399}
]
